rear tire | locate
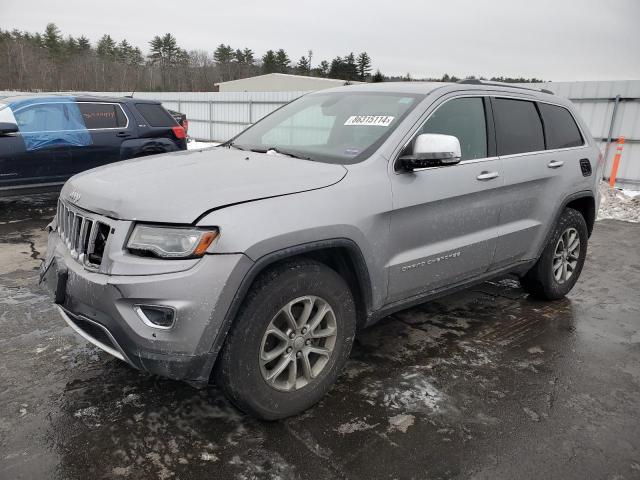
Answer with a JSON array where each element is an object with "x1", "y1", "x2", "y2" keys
[
  {"x1": 214, "y1": 259, "x2": 356, "y2": 420},
  {"x1": 520, "y1": 208, "x2": 588, "y2": 300}
]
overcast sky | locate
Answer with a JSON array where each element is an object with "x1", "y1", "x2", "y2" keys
[{"x1": 2, "y1": 0, "x2": 639, "y2": 81}]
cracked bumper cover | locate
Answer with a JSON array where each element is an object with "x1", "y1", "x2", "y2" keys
[{"x1": 42, "y1": 230, "x2": 252, "y2": 383}]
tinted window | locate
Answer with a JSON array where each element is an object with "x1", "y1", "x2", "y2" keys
[
  {"x1": 418, "y1": 97, "x2": 487, "y2": 160},
  {"x1": 135, "y1": 103, "x2": 176, "y2": 127},
  {"x1": 538, "y1": 103, "x2": 583, "y2": 149},
  {"x1": 493, "y1": 98, "x2": 544, "y2": 155},
  {"x1": 78, "y1": 103, "x2": 127, "y2": 129}
]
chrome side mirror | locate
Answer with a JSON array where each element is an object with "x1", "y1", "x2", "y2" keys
[{"x1": 399, "y1": 133, "x2": 461, "y2": 171}]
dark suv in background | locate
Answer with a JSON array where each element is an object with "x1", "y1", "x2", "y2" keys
[{"x1": 0, "y1": 95, "x2": 187, "y2": 194}]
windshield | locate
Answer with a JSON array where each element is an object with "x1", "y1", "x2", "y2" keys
[{"x1": 228, "y1": 91, "x2": 425, "y2": 164}]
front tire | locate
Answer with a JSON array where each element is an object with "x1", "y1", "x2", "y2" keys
[
  {"x1": 214, "y1": 259, "x2": 356, "y2": 420},
  {"x1": 520, "y1": 208, "x2": 588, "y2": 300}
]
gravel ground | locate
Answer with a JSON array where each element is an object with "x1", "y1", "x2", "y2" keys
[{"x1": 598, "y1": 183, "x2": 640, "y2": 223}]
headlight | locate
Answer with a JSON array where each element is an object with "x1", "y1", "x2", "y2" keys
[{"x1": 127, "y1": 225, "x2": 219, "y2": 259}]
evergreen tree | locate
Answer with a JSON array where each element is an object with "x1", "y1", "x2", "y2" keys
[
  {"x1": 356, "y1": 52, "x2": 372, "y2": 80},
  {"x1": 296, "y1": 56, "x2": 310, "y2": 74},
  {"x1": 65, "y1": 36, "x2": 78, "y2": 54},
  {"x1": 328, "y1": 57, "x2": 343, "y2": 79},
  {"x1": 97, "y1": 34, "x2": 117, "y2": 59},
  {"x1": 43, "y1": 23, "x2": 62, "y2": 56},
  {"x1": 344, "y1": 52, "x2": 358, "y2": 81},
  {"x1": 371, "y1": 69, "x2": 385, "y2": 82},
  {"x1": 262, "y1": 50, "x2": 278, "y2": 74},
  {"x1": 319, "y1": 60, "x2": 329, "y2": 77},
  {"x1": 275, "y1": 49, "x2": 290, "y2": 73},
  {"x1": 77, "y1": 35, "x2": 91, "y2": 52},
  {"x1": 213, "y1": 44, "x2": 234, "y2": 64},
  {"x1": 242, "y1": 48, "x2": 255, "y2": 65},
  {"x1": 117, "y1": 39, "x2": 133, "y2": 63}
]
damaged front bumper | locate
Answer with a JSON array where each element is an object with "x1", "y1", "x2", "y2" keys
[{"x1": 41, "y1": 228, "x2": 252, "y2": 384}]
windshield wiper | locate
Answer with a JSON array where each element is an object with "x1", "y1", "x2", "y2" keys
[
  {"x1": 220, "y1": 140, "x2": 246, "y2": 151},
  {"x1": 249, "y1": 147, "x2": 314, "y2": 161}
]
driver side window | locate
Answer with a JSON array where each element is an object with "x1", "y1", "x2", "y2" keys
[{"x1": 417, "y1": 97, "x2": 488, "y2": 161}]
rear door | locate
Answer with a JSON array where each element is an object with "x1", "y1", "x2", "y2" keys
[
  {"x1": 386, "y1": 95, "x2": 504, "y2": 302},
  {"x1": 490, "y1": 97, "x2": 588, "y2": 267},
  {"x1": 73, "y1": 102, "x2": 133, "y2": 172}
]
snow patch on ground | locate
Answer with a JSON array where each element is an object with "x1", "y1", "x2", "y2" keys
[
  {"x1": 187, "y1": 139, "x2": 220, "y2": 150},
  {"x1": 335, "y1": 418, "x2": 378, "y2": 434},
  {"x1": 361, "y1": 369, "x2": 444, "y2": 413},
  {"x1": 598, "y1": 184, "x2": 640, "y2": 223},
  {"x1": 388, "y1": 414, "x2": 415, "y2": 433}
]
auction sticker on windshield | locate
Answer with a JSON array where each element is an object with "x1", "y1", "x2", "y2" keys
[{"x1": 344, "y1": 115, "x2": 394, "y2": 126}]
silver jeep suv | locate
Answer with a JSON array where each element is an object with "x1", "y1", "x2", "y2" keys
[{"x1": 42, "y1": 81, "x2": 602, "y2": 419}]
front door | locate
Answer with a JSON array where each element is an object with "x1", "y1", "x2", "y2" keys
[
  {"x1": 386, "y1": 96, "x2": 503, "y2": 303},
  {"x1": 8, "y1": 100, "x2": 89, "y2": 185}
]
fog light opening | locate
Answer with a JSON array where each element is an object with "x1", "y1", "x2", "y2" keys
[{"x1": 134, "y1": 305, "x2": 176, "y2": 329}]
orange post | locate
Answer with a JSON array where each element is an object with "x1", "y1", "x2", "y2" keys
[{"x1": 609, "y1": 136, "x2": 625, "y2": 187}]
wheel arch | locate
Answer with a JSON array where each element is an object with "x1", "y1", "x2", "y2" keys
[
  {"x1": 565, "y1": 194, "x2": 596, "y2": 237},
  {"x1": 534, "y1": 190, "x2": 596, "y2": 262},
  {"x1": 208, "y1": 238, "x2": 374, "y2": 373}
]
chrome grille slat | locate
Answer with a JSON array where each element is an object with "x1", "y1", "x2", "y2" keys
[{"x1": 56, "y1": 200, "x2": 111, "y2": 270}]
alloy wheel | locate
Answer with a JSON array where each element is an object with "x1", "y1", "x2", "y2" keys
[
  {"x1": 259, "y1": 295, "x2": 337, "y2": 392},
  {"x1": 553, "y1": 227, "x2": 580, "y2": 284}
]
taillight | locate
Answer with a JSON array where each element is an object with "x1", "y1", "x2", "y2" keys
[
  {"x1": 182, "y1": 118, "x2": 189, "y2": 135},
  {"x1": 171, "y1": 125, "x2": 186, "y2": 139}
]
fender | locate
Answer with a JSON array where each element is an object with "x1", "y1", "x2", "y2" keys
[
  {"x1": 534, "y1": 189, "x2": 595, "y2": 260},
  {"x1": 207, "y1": 238, "x2": 373, "y2": 363}
]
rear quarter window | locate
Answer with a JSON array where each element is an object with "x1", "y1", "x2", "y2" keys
[
  {"x1": 135, "y1": 103, "x2": 176, "y2": 127},
  {"x1": 538, "y1": 103, "x2": 584, "y2": 149},
  {"x1": 78, "y1": 103, "x2": 127, "y2": 129},
  {"x1": 493, "y1": 98, "x2": 545, "y2": 156}
]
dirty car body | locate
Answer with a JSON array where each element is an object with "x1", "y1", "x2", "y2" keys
[{"x1": 42, "y1": 81, "x2": 602, "y2": 418}]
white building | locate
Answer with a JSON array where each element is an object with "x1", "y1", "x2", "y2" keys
[{"x1": 214, "y1": 73, "x2": 361, "y2": 92}]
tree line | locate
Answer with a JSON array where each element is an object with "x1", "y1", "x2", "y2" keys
[{"x1": 0, "y1": 23, "x2": 544, "y2": 92}]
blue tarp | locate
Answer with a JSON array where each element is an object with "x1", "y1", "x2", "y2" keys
[{"x1": 8, "y1": 96, "x2": 92, "y2": 151}]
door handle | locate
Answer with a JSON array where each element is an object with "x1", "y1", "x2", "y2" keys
[
  {"x1": 116, "y1": 132, "x2": 131, "y2": 138},
  {"x1": 476, "y1": 171, "x2": 499, "y2": 181},
  {"x1": 547, "y1": 160, "x2": 564, "y2": 169}
]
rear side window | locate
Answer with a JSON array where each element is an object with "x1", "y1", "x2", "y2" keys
[
  {"x1": 78, "y1": 103, "x2": 127, "y2": 129},
  {"x1": 135, "y1": 103, "x2": 176, "y2": 127},
  {"x1": 538, "y1": 103, "x2": 583, "y2": 149},
  {"x1": 493, "y1": 98, "x2": 545, "y2": 156},
  {"x1": 418, "y1": 97, "x2": 487, "y2": 160}
]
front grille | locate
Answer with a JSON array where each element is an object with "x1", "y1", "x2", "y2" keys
[{"x1": 57, "y1": 200, "x2": 111, "y2": 270}]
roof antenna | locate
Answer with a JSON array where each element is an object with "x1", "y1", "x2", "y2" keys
[{"x1": 125, "y1": 78, "x2": 138, "y2": 98}]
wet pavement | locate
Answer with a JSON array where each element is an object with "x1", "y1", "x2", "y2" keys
[{"x1": 1, "y1": 193, "x2": 639, "y2": 480}]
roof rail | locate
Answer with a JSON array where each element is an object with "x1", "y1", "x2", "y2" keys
[{"x1": 456, "y1": 79, "x2": 554, "y2": 95}]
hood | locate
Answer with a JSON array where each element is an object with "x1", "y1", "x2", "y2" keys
[{"x1": 61, "y1": 148, "x2": 347, "y2": 224}]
